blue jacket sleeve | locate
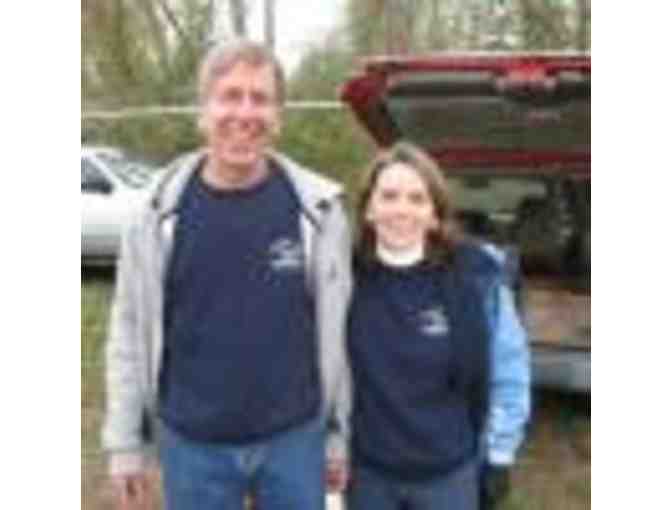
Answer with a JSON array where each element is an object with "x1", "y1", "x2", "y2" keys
[{"x1": 481, "y1": 246, "x2": 531, "y2": 466}]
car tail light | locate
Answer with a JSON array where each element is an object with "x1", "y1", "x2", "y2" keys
[{"x1": 495, "y1": 68, "x2": 558, "y2": 94}]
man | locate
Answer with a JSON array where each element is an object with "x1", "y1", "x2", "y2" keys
[{"x1": 102, "y1": 40, "x2": 352, "y2": 510}]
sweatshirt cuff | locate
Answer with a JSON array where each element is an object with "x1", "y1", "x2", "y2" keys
[
  {"x1": 109, "y1": 451, "x2": 146, "y2": 477},
  {"x1": 488, "y1": 449, "x2": 515, "y2": 466}
]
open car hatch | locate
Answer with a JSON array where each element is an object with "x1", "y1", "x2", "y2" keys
[
  {"x1": 341, "y1": 53, "x2": 590, "y2": 175},
  {"x1": 341, "y1": 53, "x2": 591, "y2": 364}
]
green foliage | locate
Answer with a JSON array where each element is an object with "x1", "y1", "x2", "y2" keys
[
  {"x1": 283, "y1": 42, "x2": 378, "y2": 197},
  {"x1": 83, "y1": 109, "x2": 376, "y2": 191},
  {"x1": 288, "y1": 47, "x2": 356, "y2": 101},
  {"x1": 83, "y1": 115, "x2": 201, "y2": 163},
  {"x1": 277, "y1": 109, "x2": 376, "y2": 197},
  {"x1": 81, "y1": 277, "x2": 113, "y2": 368}
]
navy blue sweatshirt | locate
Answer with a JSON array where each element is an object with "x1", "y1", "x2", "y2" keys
[
  {"x1": 348, "y1": 246, "x2": 495, "y2": 480},
  {"x1": 159, "y1": 168, "x2": 320, "y2": 443}
]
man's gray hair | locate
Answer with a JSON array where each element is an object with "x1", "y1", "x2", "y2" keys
[{"x1": 198, "y1": 39, "x2": 286, "y2": 105}]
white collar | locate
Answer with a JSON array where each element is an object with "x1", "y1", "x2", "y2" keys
[{"x1": 376, "y1": 243, "x2": 425, "y2": 268}]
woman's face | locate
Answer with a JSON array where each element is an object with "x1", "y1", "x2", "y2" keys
[{"x1": 365, "y1": 162, "x2": 439, "y2": 253}]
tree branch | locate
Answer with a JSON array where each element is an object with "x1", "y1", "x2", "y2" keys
[{"x1": 157, "y1": 0, "x2": 193, "y2": 50}]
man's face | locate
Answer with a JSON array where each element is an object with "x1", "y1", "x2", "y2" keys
[{"x1": 201, "y1": 61, "x2": 281, "y2": 174}]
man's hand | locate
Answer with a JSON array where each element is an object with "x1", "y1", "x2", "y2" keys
[
  {"x1": 110, "y1": 472, "x2": 150, "y2": 509},
  {"x1": 480, "y1": 464, "x2": 511, "y2": 510},
  {"x1": 326, "y1": 458, "x2": 349, "y2": 493}
]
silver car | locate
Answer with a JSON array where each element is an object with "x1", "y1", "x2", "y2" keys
[{"x1": 81, "y1": 146, "x2": 156, "y2": 264}]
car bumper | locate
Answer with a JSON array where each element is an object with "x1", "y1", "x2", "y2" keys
[{"x1": 531, "y1": 344, "x2": 590, "y2": 393}]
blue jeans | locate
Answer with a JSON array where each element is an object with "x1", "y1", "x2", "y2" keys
[
  {"x1": 347, "y1": 459, "x2": 479, "y2": 510},
  {"x1": 158, "y1": 416, "x2": 326, "y2": 510}
]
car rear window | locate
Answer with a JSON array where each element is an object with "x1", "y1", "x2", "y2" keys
[
  {"x1": 97, "y1": 152, "x2": 154, "y2": 188},
  {"x1": 385, "y1": 94, "x2": 589, "y2": 154},
  {"x1": 382, "y1": 68, "x2": 589, "y2": 154}
]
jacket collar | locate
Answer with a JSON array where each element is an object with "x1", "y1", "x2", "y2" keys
[{"x1": 151, "y1": 148, "x2": 343, "y2": 228}]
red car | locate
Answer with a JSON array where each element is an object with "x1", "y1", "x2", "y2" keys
[{"x1": 341, "y1": 53, "x2": 590, "y2": 393}]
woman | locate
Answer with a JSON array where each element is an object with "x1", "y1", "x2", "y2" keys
[{"x1": 345, "y1": 142, "x2": 530, "y2": 510}]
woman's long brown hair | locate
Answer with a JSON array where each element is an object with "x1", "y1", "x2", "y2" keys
[{"x1": 354, "y1": 141, "x2": 463, "y2": 269}]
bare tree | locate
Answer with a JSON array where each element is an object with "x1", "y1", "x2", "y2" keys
[
  {"x1": 427, "y1": 0, "x2": 445, "y2": 50},
  {"x1": 264, "y1": 0, "x2": 275, "y2": 50},
  {"x1": 156, "y1": 0, "x2": 193, "y2": 49},
  {"x1": 388, "y1": 0, "x2": 416, "y2": 54},
  {"x1": 230, "y1": 0, "x2": 248, "y2": 37},
  {"x1": 346, "y1": 0, "x2": 387, "y2": 54},
  {"x1": 137, "y1": 0, "x2": 170, "y2": 68},
  {"x1": 82, "y1": 0, "x2": 213, "y2": 108},
  {"x1": 576, "y1": 0, "x2": 590, "y2": 50},
  {"x1": 519, "y1": 0, "x2": 571, "y2": 50},
  {"x1": 339, "y1": 0, "x2": 586, "y2": 56}
]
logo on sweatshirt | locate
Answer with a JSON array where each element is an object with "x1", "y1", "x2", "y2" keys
[
  {"x1": 418, "y1": 306, "x2": 451, "y2": 338},
  {"x1": 268, "y1": 238, "x2": 304, "y2": 272}
]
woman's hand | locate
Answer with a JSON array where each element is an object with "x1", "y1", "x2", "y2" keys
[{"x1": 326, "y1": 457, "x2": 350, "y2": 492}]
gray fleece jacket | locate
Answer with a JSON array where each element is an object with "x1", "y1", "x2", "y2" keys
[{"x1": 102, "y1": 150, "x2": 353, "y2": 476}]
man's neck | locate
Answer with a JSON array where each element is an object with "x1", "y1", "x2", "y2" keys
[{"x1": 202, "y1": 157, "x2": 270, "y2": 191}]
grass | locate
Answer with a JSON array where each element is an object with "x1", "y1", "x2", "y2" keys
[
  {"x1": 82, "y1": 268, "x2": 116, "y2": 509},
  {"x1": 81, "y1": 269, "x2": 590, "y2": 510},
  {"x1": 504, "y1": 391, "x2": 590, "y2": 510}
]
